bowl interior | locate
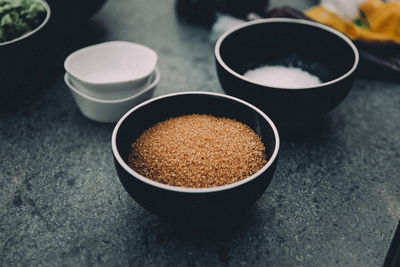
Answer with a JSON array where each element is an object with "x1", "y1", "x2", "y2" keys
[
  {"x1": 65, "y1": 41, "x2": 157, "y2": 84},
  {"x1": 217, "y1": 19, "x2": 357, "y2": 87},
  {"x1": 114, "y1": 92, "x2": 278, "y2": 191}
]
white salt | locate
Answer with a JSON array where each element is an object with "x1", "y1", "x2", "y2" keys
[{"x1": 243, "y1": 65, "x2": 321, "y2": 88}]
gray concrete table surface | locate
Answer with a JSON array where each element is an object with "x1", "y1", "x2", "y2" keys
[{"x1": 1, "y1": 0, "x2": 400, "y2": 266}]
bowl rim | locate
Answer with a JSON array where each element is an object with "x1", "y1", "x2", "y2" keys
[
  {"x1": 215, "y1": 18, "x2": 359, "y2": 90},
  {"x1": 64, "y1": 41, "x2": 158, "y2": 86},
  {"x1": 111, "y1": 91, "x2": 280, "y2": 193},
  {"x1": 64, "y1": 67, "x2": 161, "y2": 104},
  {"x1": 0, "y1": 0, "x2": 51, "y2": 47}
]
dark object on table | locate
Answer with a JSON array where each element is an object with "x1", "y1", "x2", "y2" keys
[
  {"x1": 0, "y1": 0, "x2": 47, "y2": 43},
  {"x1": 46, "y1": 0, "x2": 106, "y2": 35},
  {"x1": 0, "y1": 0, "x2": 106, "y2": 96},
  {"x1": 175, "y1": 0, "x2": 216, "y2": 28},
  {"x1": 265, "y1": 6, "x2": 400, "y2": 81},
  {"x1": 264, "y1": 5, "x2": 308, "y2": 20},
  {"x1": 111, "y1": 92, "x2": 279, "y2": 226},
  {"x1": 383, "y1": 221, "x2": 400, "y2": 267},
  {"x1": 0, "y1": 0, "x2": 51, "y2": 94},
  {"x1": 175, "y1": 0, "x2": 269, "y2": 28},
  {"x1": 356, "y1": 42, "x2": 400, "y2": 81},
  {"x1": 215, "y1": 18, "x2": 358, "y2": 123}
]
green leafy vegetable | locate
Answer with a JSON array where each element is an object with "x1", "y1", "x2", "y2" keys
[{"x1": 0, "y1": 0, "x2": 46, "y2": 43}]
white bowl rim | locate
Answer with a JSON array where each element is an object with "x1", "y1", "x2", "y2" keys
[
  {"x1": 64, "y1": 41, "x2": 158, "y2": 86},
  {"x1": 0, "y1": 0, "x2": 51, "y2": 46},
  {"x1": 111, "y1": 91, "x2": 280, "y2": 193},
  {"x1": 64, "y1": 68, "x2": 161, "y2": 104},
  {"x1": 215, "y1": 18, "x2": 359, "y2": 90}
]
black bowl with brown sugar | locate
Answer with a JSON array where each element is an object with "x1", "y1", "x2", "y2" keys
[{"x1": 112, "y1": 91, "x2": 280, "y2": 223}]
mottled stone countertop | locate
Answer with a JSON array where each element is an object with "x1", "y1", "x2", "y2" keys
[{"x1": 1, "y1": 0, "x2": 399, "y2": 266}]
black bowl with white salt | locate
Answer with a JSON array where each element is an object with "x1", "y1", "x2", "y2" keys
[{"x1": 215, "y1": 18, "x2": 359, "y2": 123}]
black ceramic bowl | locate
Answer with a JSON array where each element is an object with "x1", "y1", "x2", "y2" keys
[
  {"x1": 46, "y1": 0, "x2": 106, "y2": 34},
  {"x1": 112, "y1": 91, "x2": 279, "y2": 224},
  {"x1": 0, "y1": 0, "x2": 51, "y2": 93},
  {"x1": 215, "y1": 18, "x2": 359, "y2": 123}
]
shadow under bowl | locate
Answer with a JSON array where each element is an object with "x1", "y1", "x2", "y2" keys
[
  {"x1": 215, "y1": 18, "x2": 359, "y2": 124},
  {"x1": 111, "y1": 91, "x2": 280, "y2": 225}
]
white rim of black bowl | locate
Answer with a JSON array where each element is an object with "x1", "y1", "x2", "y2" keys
[
  {"x1": 111, "y1": 91, "x2": 280, "y2": 193},
  {"x1": 215, "y1": 18, "x2": 359, "y2": 90},
  {"x1": 0, "y1": 0, "x2": 51, "y2": 46}
]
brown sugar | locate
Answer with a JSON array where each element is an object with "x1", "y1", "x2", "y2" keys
[{"x1": 128, "y1": 114, "x2": 267, "y2": 188}]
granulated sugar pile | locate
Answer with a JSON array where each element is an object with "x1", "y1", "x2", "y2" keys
[
  {"x1": 128, "y1": 114, "x2": 267, "y2": 188},
  {"x1": 243, "y1": 65, "x2": 321, "y2": 88}
]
